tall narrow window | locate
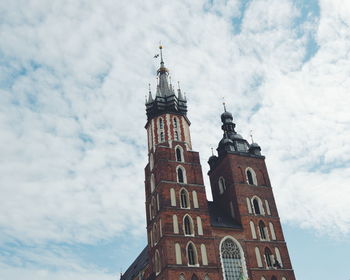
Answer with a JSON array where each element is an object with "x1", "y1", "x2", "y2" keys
[
  {"x1": 259, "y1": 221, "x2": 267, "y2": 240},
  {"x1": 247, "y1": 170, "x2": 254, "y2": 185},
  {"x1": 184, "y1": 215, "x2": 193, "y2": 235},
  {"x1": 180, "y1": 189, "x2": 189, "y2": 208},
  {"x1": 200, "y1": 244, "x2": 208, "y2": 265},
  {"x1": 154, "y1": 250, "x2": 161, "y2": 274},
  {"x1": 218, "y1": 177, "x2": 226, "y2": 194},
  {"x1": 170, "y1": 188, "x2": 176, "y2": 206},
  {"x1": 246, "y1": 167, "x2": 257, "y2": 185},
  {"x1": 159, "y1": 118, "x2": 163, "y2": 129},
  {"x1": 264, "y1": 248, "x2": 273, "y2": 268},
  {"x1": 192, "y1": 191, "x2": 199, "y2": 208},
  {"x1": 269, "y1": 222, "x2": 276, "y2": 240},
  {"x1": 274, "y1": 247, "x2": 283, "y2": 268},
  {"x1": 150, "y1": 174, "x2": 155, "y2": 192},
  {"x1": 250, "y1": 221, "x2": 257, "y2": 239},
  {"x1": 174, "y1": 118, "x2": 178, "y2": 128},
  {"x1": 187, "y1": 243, "x2": 197, "y2": 265},
  {"x1": 177, "y1": 167, "x2": 185, "y2": 183},
  {"x1": 253, "y1": 198, "x2": 261, "y2": 215},
  {"x1": 176, "y1": 147, "x2": 182, "y2": 162},
  {"x1": 175, "y1": 244, "x2": 182, "y2": 265},
  {"x1": 175, "y1": 131, "x2": 179, "y2": 140},
  {"x1": 160, "y1": 131, "x2": 164, "y2": 142},
  {"x1": 173, "y1": 215, "x2": 179, "y2": 234},
  {"x1": 197, "y1": 216, "x2": 203, "y2": 235},
  {"x1": 220, "y1": 238, "x2": 246, "y2": 280},
  {"x1": 255, "y1": 247, "x2": 263, "y2": 267}
]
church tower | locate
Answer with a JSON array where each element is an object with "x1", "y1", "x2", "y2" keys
[
  {"x1": 120, "y1": 47, "x2": 296, "y2": 280},
  {"x1": 144, "y1": 46, "x2": 217, "y2": 280}
]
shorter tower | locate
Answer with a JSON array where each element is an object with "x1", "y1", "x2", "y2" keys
[{"x1": 121, "y1": 47, "x2": 296, "y2": 280}]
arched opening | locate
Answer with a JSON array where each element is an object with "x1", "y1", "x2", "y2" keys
[
  {"x1": 264, "y1": 248, "x2": 273, "y2": 268},
  {"x1": 177, "y1": 166, "x2": 186, "y2": 183},
  {"x1": 218, "y1": 177, "x2": 226, "y2": 194},
  {"x1": 180, "y1": 189, "x2": 189, "y2": 208},
  {"x1": 179, "y1": 273, "x2": 185, "y2": 280},
  {"x1": 154, "y1": 250, "x2": 161, "y2": 274},
  {"x1": 191, "y1": 274, "x2": 199, "y2": 280},
  {"x1": 271, "y1": 276, "x2": 277, "y2": 280},
  {"x1": 187, "y1": 243, "x2": 197, "y2": 265},
  {"x1": 253, "y1": 198, "x2": 261, "y2": 215},
  {"x1": 175, "y1": 130, "x2": 179, "y2": 140},
  {"x1": 220, "y1": 238, "x2": 247, "y2": 279},
  {"x1": 183, "y1": 215, "x2": 194, "y2": 236},
  {"x1": 246, "y1": 167, "x2": 257, "y2": 185},
  {"x1": 247, "y1": 170, "x2": 254, "y2": 185},
  {"x1": 176, "y1": 146, "x2": 183, "y2": 162},
  {"x1": 259, "y1": 221, "x2": 267, "y2": 240}
]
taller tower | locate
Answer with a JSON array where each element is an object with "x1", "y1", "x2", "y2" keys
[{"x1": 120, "y1": 47, "x2": 296, "y2": 280}]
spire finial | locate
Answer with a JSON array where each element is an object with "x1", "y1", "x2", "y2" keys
[
  {"x1": 177, "y1": 81, "x2": 180, "y2": 90},
  {"x1": 148, "y1": 83, "x2": 151, "y2": 93},
  {"x1": 222, "y1": 97, "x2": 226, "y2": 112},
  {"x1": 250, "y1": 130, "x2": 254, "y2": 143},
  {"x1": 159, "y1": 42, "x2": 164, "y2": 64},
  {"x1": 211, "y1": 147, "x2": 214, "y2": 156}
]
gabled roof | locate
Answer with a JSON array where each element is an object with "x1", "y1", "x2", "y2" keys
[
  {"x1": 208, "y1": 201, "x2": 242, "y2": 229},
  {"x1": 121, "y1": 246, "x2": 148, "y2": 280}
]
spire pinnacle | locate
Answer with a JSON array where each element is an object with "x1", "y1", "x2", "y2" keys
[
  {"x1": 250, "y1": 130, "x2": 254, "y2": 143},
  {"x1": 211, "y1": 147, "x2": 214, "y2": 156},
  {"x1": 159, "y1": 44, "x2": 163, "y2": 63},
  {"x1": 222, "y1": 96, "x2": 227, "y2": 112}
]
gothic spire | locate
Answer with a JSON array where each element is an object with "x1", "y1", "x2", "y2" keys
[{"x1": 157, "y1": 45, "x2": 172, "y2": 97}]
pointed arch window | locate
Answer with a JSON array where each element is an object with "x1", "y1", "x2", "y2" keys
[
  {"x1": 180, "y1": 189, "x2": 189, "y2": 208},
  {"x1": 271, "y1": 277, "x2": 277, "y2": 280},
  {"x1": 259, "y1": 221, "x2": 267, "y2": 240},
  {"x1": 154, "y1": 250, "x2": 161, "y2": 274},
  {"x1": 204, "y1": 275, "x2": 211, "y2": 280},
  {"x1": 175, "y1": 146, "x2": 183, "y2": 162},
  {"x1": 175, "y1": 131, "x2": 179, "y2": 140},
  {"x1": 184, "y1": 215, "x2": 194, "y2": 236},
  {"x1": 179, "y1": 273, "x2": 185, "y2": 280},
  {"x1": 247, "y1": 170, "x2": 254, "y2": 185},
  {"x1": 264, "y1": 248, "x2": 273, "y2": 268},
  {"x1": 246, "y1": 167, "x2": 257, "y2": 185},
  {"x1": 218, "y1": 177, "x2": 226, "y2": 194},
  {"x1": 191, "y1": 274, "x2": 199, "y2": 280},
  {"x1": 159, "y1": 118, "x2": 164, "y2": 129},
  {"x1": 176, "y1": 166, "x2": 187, "y2": 183},
  {"x1": 253, "y1": 199, "x2": 261, "y2": 215},
  {"x1": 187, "y1": 243, "x2": 197, "y2": 265},
  {"x1": 220, "y1": 238, "x2": 246, "y2": 280}
]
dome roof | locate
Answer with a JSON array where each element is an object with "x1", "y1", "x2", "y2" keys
[
  {"x1": 220, "y1": 137, "x2": 234, "y2": 145},
  {"x1": 230, "y1": 133, "x2": 243, "y2": 140},
  {"x1": 221, "y1": 111, "x2": 233, "y2": 123},
  {"x1": 250, "y1": 142, "x2": 260, "y2": 148}
]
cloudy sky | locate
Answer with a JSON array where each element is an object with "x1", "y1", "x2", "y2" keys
[{"x1": 1, "y1": 0, "x2": 350, "y2": 279}]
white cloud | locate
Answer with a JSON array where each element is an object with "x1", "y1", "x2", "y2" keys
[{"x1": 0, "y1": 0, "x2": 350, "y2": 278}]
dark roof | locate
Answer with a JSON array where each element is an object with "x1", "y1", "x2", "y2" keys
[
  {"x1": 121, "y1": 246, "x2": 149, "y2": 280},
  {"x1": 208, "y1": 201, "x2": 242, "y2": 229}
]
